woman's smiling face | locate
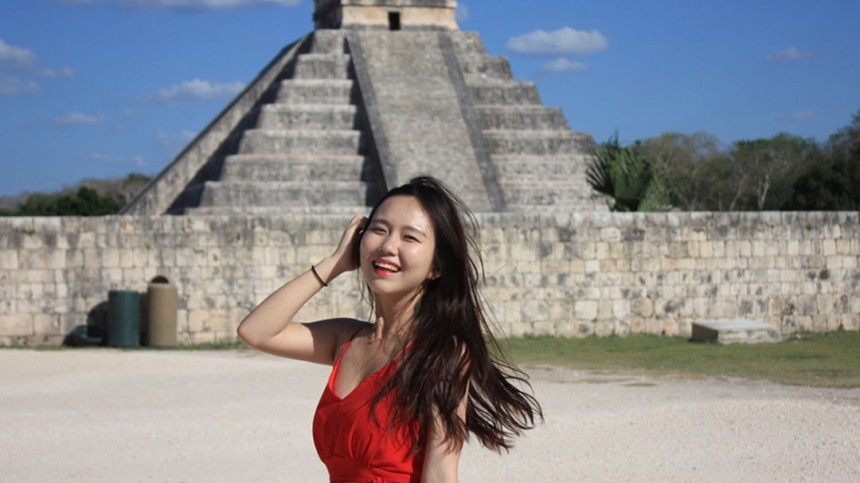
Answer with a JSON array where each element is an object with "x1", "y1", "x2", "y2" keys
[{"x1": 359, "y1": 195, "x2": 437, "y2": 300}]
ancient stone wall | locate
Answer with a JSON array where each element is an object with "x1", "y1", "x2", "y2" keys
[
  {"x1": 1, "y1": 212, "x2": 857, "y2": 346},
  {"x1": 315, "y1": 0, "x2": 458, "y2": 30}
]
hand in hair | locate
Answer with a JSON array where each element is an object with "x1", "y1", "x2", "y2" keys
[{"x1": 236, "y1": 215, "x2": 369, "y2": 365}]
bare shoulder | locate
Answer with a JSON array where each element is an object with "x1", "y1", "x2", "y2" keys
[
  {"x1": 326, "y1": 318, "x2": 373, "y2": 344},
  {"x1": 305, "y1": 318, "x2": 373, "y2": 362}
]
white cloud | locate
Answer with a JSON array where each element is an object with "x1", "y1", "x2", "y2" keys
[
  {"x1": 507, "y1": 27, "x2": 609, "y2": 57},
  {"x1": 788, "y1": 111, "x2": 816, "y2": 122},
  {"x1": 38, "y1": 66, "x2": 76, "y2": 78},
  {"x1": 0, "y1": 39, "x2": 73, "y2": 96},
  {"x1": 541, "y1": 58, "x2": 587, "y2": 75},
  {"x1": 456, "y1": 4, "x2": 470, "y2": 23},
  {"x1": 54, "y1": 112, "x2": 105, "y2": 127},
  {"x1": 151, "y1": 78, "x2": 245, "y2": 103},
  {"x1": 0, "y1": 38, "x2": 39, "y2": 69},
  {"x1": 57, "y1": 0, "x2": 302, "y2": 10},
  {"x1": 126, "y1": 0, "x2": 301, "y2": 9},
  {"x1": 766, "y1": 46, "x2": 813, "y2": 62},
  {"x1": 0, "y1": 76, "x2": 40, "y2": 96}
]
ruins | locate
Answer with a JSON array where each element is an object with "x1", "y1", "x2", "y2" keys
[
  {"x1": 122, "y1": 0, "x2": 603, "y2": 216},
  {"x1": 1, "y1": 0, "x2": 857, "y2": 346}
]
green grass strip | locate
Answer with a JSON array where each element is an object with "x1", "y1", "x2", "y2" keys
[{"x1": 501, "y1": 331, "x2": 860, "y2": 389}]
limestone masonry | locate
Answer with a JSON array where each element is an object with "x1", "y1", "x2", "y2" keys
[
  {"x1": 121, "y1": 1, "x2": 601, "y2": 216},
  {"x1": 1, "y1": 212, "x2": 857, "y2": 345}
]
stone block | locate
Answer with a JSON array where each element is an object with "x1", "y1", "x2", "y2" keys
[
  {"x1": 690, "y1": 319, "x2": 781, "y2": 344},
  {"x1": 200, "y1": 181, "x2": 368, "y2": 208},
  {"x1": 293, "y1": 53, "x2": 352, "y2": 80},
  {"x1": 33, "y1": 314, "x2": 60, "y2": 337},
  {"x1": 0, "y1": 250, "x2": 19, "y2": 270},
  {"x1": 258, "y1": 104, "x2": 359, "y2": 131},
  {"x1": 21, "y1": 249, "x2": 47, "y2": 270},
  {"x1": 277, "y1": 79, "x2": 356, "y2": 105},
  {"x1": 0, "y1": 314, "x2": 33, "y2": 337},
  {"x1": 221, "y1": 154, "x2": 366, "y2": 182},
  {"x1": 238, "y1": 130, "x2": 364, "y2": 156},
  {"x1": 476, "y1": 106, "x2": 569, "y2": 131},
  {"x1": 574, "y1": 300, "x2": 598, "y2": 321},
  {"x1": 468, "y1": 83, "x2": 541, "y2": 105},
  {"x1": 458, "y1": 55, "x2": 512, "y2": 79},
  {"x1": 484, "y1": 131, "x2": 590, "y2": 156}
]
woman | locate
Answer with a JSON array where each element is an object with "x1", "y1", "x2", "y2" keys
[{"x1": 238, "y1": 176, "x2": 541, "y2": 482}]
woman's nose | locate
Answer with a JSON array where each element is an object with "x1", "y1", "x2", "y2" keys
[{"x1": 380, "y1": 237, "x2": 397, "y2": 254}]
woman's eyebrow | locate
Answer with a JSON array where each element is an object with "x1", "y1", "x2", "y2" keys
[{"x1": 368, "y1": 218, "x2": 391, "y2": 227}]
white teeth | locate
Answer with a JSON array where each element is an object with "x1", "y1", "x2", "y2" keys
[{"x1": 375, "y1": 262, "x2": 400, "y2": 272}]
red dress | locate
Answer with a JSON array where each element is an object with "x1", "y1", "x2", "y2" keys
[{"x1": 313, "y1": 337, "x2": 424, "y2": 483}]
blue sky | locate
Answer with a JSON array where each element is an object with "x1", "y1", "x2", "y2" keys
[{"x1": 1, "y1": 0, "x2": 858, "y2": 197}]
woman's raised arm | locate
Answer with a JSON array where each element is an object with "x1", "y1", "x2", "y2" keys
[{"x1": 236, "y1": 215, "x2": 367, "y2": 365}]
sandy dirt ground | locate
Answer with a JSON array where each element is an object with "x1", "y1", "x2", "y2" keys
[{"x1": 1, "y1": 349, "x2": 859, "y2": 483}]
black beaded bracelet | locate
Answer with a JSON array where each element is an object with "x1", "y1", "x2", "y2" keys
[{"x1": 311, "y1": 265, "x2": 328, "y2": 288}]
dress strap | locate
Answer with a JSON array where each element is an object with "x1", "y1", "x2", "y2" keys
[
  {"x1": 348, "y1": 326, "x2": 364, "y2": 341},
  {"x1": 333, "y1": 326, "x2": 366, "y2": 367}
]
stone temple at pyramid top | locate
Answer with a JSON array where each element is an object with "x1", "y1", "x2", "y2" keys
[{"x1": 313, "y1": 0, "x2": 459, "y2": 31}]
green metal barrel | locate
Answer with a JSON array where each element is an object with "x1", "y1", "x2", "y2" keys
[{"x1": 107, "y1": 290, "x2": 140, "y2": 347}]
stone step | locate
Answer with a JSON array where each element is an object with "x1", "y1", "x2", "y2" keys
[
  {"x1": 451, "y1": 32, "x2": 487, "y2": 55},
  {"x1": 483, "y1": 131, "x2": 593, "y2": 156},
  {"x1": 457, "y1": 55, "x2": 512, "y2": 80},
  {"x1": 500, "y1": 180, "x2": 599, "y2": 206},
  {"x1": 186, "y1": 205, "x2": 371, "y2": 216},
  {"x1": 491, "y1": 155, "x2": 590, "y2": 180},
  {"x1": 507, "y1": 201, "x2": 606, "y2": 213},
  {"x1": 256, "y1": 104, "x2": 361, "y2": 130},
  {"x1": 198, "y1": 181, "x2": 371, "y2": 207},
  {"x1": 347, "y1": 30, "x2": 494, "y2": 212},
  {"x1": 275, "y1": 79, "x2": 357, "y2": 105},
  {"x1": 476, "y1": 106, "x2": 570, "y2": 131},
  {"x1": 468, "y1": 82, "x2": 542, "y2": 106},
  {"x1": 238, "y1": 130, "x2": 366, "y2": 156},
  {"x1": 310, "y1": 30, "x2": 346, "y2": 54},
  {"x1": 293, "y1": 53, "x2": 352, "y2": 79},
  {"x1": 220, "y1": 154, "x2": 370, "y2": 181},
  {"x1": 691, "y1": 319, "x2": 782, "y2": 345}
]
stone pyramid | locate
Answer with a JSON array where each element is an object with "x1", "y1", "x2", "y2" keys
[{"x1": 122, "y1": 0, "x2": 605, "y2": 215}]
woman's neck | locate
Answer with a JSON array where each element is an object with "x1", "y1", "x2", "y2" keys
[{"x1": 372, "y1": 293, "x2": 420, "y2": 345}]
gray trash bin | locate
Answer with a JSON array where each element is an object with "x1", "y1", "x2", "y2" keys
[
  {"x1": 108, "y1": 290, "x2": 140, "y2": 347},
  {"x1": 147, "y1": 275, "x2": 178, "y2": 347}
]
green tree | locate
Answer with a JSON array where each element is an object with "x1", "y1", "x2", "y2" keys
[
  {"x1": 730, "y1": 133, "x2": 817, "y2": 210},
  {"x1": 1, "y1": 172, "x2": 150, "y2": 217},
  {"x1": 784, "y1": 111, "x2": 860, "y2": 210},
  {"x1": 825, "y1": 111, "x2": 860, "y2": 159},
  {"x1": 695, "y1": 155, "x2": 746, "y2": 211},
  {"x1": 638, "y1": 132, "x2": 731, "y2": 211},
  {"x1": 782, "y1": 156, "x2": 860, "y2": 210},
  {"x1": 13, "y1": 187, "x2": 123, "y2": 216},
  {"x1": 586, "y1": 134, "x2": 671, "y2": 212}
]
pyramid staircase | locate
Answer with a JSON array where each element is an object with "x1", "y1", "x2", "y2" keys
[
  {"x1": 452, "y1": 33, "x2": 602, "y2": 212},
  {"x1": 188, "y1": 31, "x2": 384, "y2": 215},
  {"x1": 123, "y1": 26, "x2": 605, "y2": 215}
]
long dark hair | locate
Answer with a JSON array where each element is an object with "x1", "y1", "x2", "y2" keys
[{"x1": 366, "y1": 176, "x2": 542, "y2": 452}]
